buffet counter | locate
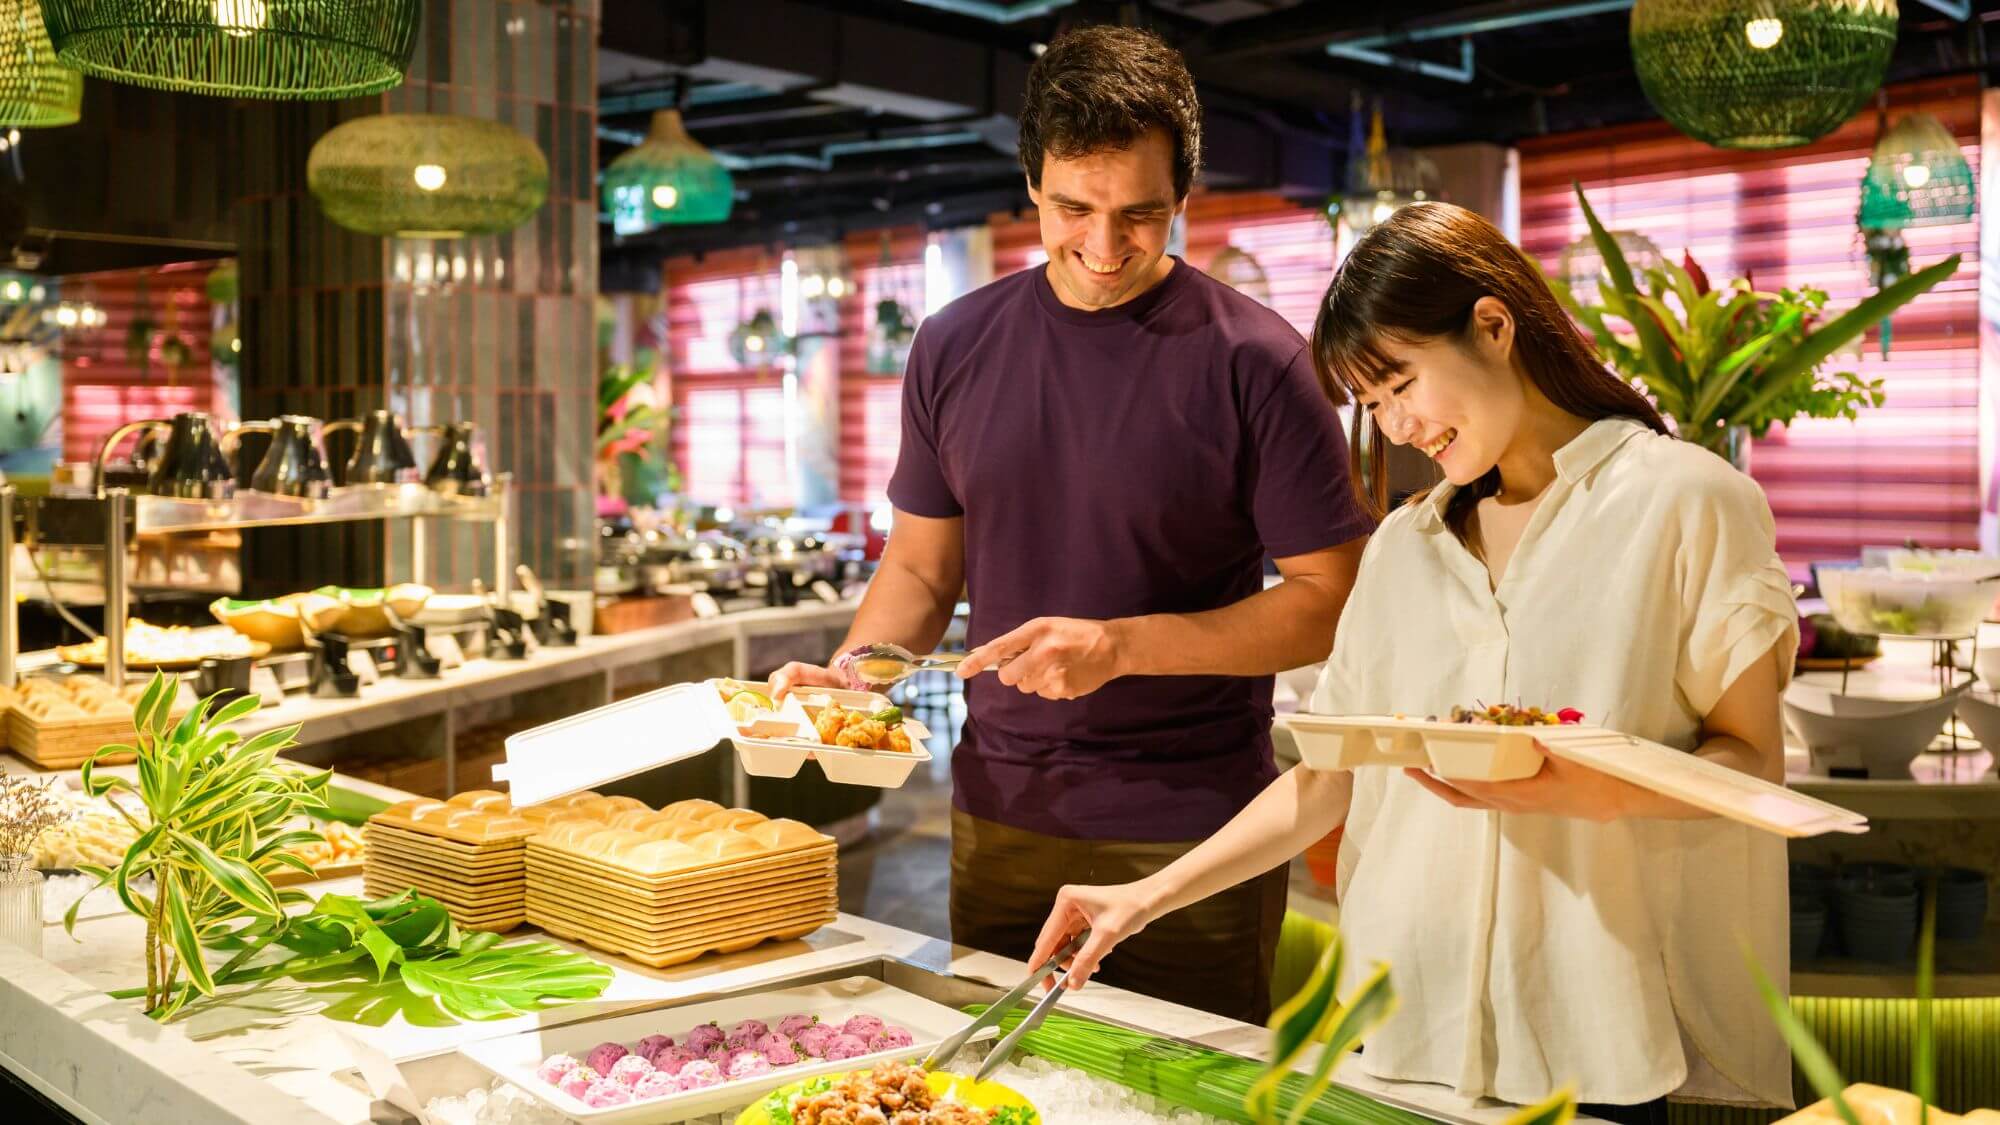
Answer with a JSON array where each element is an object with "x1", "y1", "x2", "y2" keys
[{"x1": 1, "y1": 870, "x2": 1570, "y2": 1125}]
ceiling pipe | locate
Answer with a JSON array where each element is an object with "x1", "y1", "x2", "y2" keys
[
  {"x1": 1324, "y1": 0, "x2": 1635, "y2": 82},
  {"x1": 893, "y1": 0, "x2": 1074, "y2": 23}
]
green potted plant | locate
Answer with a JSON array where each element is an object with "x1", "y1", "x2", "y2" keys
[
  {"x1": 596, "y1": 350, "x2": 680, "y2": 515},
  {"x1": 64, "y1": 674, "x2": 611, "y2": 1023},
  {"x1": 1548, "y1": 184, "x2": 1960, "y2": 470}
]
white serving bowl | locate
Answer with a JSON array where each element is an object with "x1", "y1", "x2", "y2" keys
[
  {"x1": 1818, "y1": 567, "x2": 1994, "y2": 638},
  {"x1": 1953, "y1": 688, "x2": 2000, "y2": 751},
  {"x1": 1784, "y1": 680, "x2": 1967, "y2": 778}
]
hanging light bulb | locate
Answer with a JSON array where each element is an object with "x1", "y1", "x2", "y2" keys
[
  {"x1": 651, "y1": 183, "x2": 679, "y2": 210},
  {"x1": 211, "y1": 0, "x2": 267, "y2": 38},
  {"x1": 1334, "y1": 104, "x2": 1441, "y2": 238},
  {"x1": 1743, "y1": 18, "x2": 1784, "y2": 50},
  {"x1": 412, "y1": 162, "x2": 447, "y2": 191}
]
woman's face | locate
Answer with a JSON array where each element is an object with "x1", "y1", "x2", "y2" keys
[{"x1": 1353, "y1": 298, "x2": 1524, "y2": 486}]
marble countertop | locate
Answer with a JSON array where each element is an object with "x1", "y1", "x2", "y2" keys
[{"x1": 2, "y1": 871, "x2": 1596, "y2": 1125}]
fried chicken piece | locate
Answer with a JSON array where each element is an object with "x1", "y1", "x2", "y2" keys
[
  {"x1": 927, "y1": 1105, "x2": 991, "y2": 1125},
  {"x1": 814, "y1": 704, "x2": 851, "y2": 743},
  {"x1": 836, "y1": 719, "x2": 889, "y2": 749}
]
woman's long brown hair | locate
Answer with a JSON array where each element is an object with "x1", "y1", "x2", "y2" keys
[{"x1": 1313, "y1": 202, "x2": 1667, "y2": 539}]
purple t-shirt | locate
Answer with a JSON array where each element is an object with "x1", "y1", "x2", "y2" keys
[{"x1": 889, "y1": 258, "x2": 1372, "y2": 841}]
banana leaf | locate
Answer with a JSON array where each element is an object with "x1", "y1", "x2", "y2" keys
[{"x1": 1730, "y1": 254, "x2": 1961, "y2": 427}]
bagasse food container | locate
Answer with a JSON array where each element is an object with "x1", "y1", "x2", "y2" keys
[
  {"x1": 1277, "y1": 713, "x2": 1869, "y2": 838},
  {"x1": 457, "y1": 975, "x2": 997, "y2": 1124},
  {"x1": 495, "y1": 680, "x2": 933, "y2": 806}
]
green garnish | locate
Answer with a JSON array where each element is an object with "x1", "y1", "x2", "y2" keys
[{"x1": 869, "y1": 706, "x2": 903, "y2": 726}]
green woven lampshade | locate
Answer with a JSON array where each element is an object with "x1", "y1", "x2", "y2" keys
[
  {"x1": 1630, "y1": 0, "x2": 1898, "y2": 150},
  {"x1": 1858, "y1": 112, "x2": 1974, "y2": 230},
  {"x1": 0, "y1": 0, "x2": 81, "y2": 126},
  {"x1": 41, "y1": 0, "x2": 418, "y2": 100},
  {"x1": 307, "y1": 114, "x2": 549, "y2": 239},
  {"x1": 603, "y1": 110, "x2": 735, "y2": 234}
]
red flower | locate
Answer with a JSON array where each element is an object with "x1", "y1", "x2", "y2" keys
[
  {"x1": 1682, "y1": 250, "x2": 1710, "y2": 296},
  {"x1": 1556, "y1": 708, "x2": 1585, "y2": 725}
]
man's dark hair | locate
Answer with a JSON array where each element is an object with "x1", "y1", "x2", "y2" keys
[{"x1": 1017, "y1": 26, "x2": 1201, "y2": 200}]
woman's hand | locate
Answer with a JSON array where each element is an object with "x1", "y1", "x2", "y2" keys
[
  {"x1": 1403, "y1": 744, "x2": 1673, "y2": 821},
  {"x1": 1027, "y1": 880, "x2": 1158, "y2": 991}
]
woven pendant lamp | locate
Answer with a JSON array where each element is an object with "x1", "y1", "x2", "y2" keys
[
  {"x1": 1630, "y1": 0, "x2": 1899, "y2": 150},
  {"x1": 307, "y1": 114, "x2": 548, "y2": 239},
  {"x1": 1330, "y1": 104, "x2": 1441, "y2": 238},
  {"x1": 1857, "y1": 112, "x2": 1974, "y2": 231},
  {"x1": 602, "y1": 109, "x2": 735, "y2": 234},
  {"x1": 0, "y1": 0, "x2": 80, "y2": 126},
  {"x1": 41, "y1": 0, "x2": 419, "y2": 100}
]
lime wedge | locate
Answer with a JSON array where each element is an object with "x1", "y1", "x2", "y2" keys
[{"x1": 726, "y1": 690, "x2": 777, "y2": 723}]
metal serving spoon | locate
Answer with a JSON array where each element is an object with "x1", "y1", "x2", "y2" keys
[{"x1": 837, "y1": 642, "x2": 971, "y2": 688}]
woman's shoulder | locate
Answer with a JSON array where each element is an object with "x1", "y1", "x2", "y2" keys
[{"x1": 1605, "y1": 426, "x2": 1771, "y2": 514}]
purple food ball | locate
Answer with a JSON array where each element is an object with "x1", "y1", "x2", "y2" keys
[
  {"x1": 607, "y1": 1054, "x2": 654, "y2": 1088},
  {"x1": 651, "y1": 1045, "x2": 699, "y2": 1075},
  {"x1": 868, "y1": 1025, "x2": 914, "y2": 1052},
  {"x1": 840, "y1": 1014, "x2": 884, "y2": 1040},
  {"x1": 632, "y1": 1071, "x2": 678, "y2": 1100},
  {"x1": 584, "y1": 1041, "x2": 629, "y2": 1075},
  {"x1": 535, "y1": 1053, "x2": 580, "y2": 1084},
  {"x1": 675, "y1": 1059, "x2": 724, "y2": 1091},
  {"x1": 555, "y1": 1065, "x2": 599, "y2": 1099},
  {"x1": 728, "y1": 1052, "x2": 774, "y2": 1079},
  {"x1": 795, "y1": 1023, "x2": 839, "y2": 1058},
  {"x1": 635, "y1": 1034, "x2": 675, "y2": 1060},
  {"x1": 752, "y1": 1031, "x2": 800, "y2": 1066},
  {"x1": 775, "y1": 1013, "x2": 817, "y2": 1039},
  {"x1": 582, "y1": 1079, "x2": 633, "y2": 1108},
  {"x1": 684, "y1": 1022, "x2": 725, "y2": 1054},
  {"x1": 725, "y1": 1018, "x2": 770, "y2": 1050},
  {"x1": 822, "y1": 1033, "x2": 870, "y2": 1062}
]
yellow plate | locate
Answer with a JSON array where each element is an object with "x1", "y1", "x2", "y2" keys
[{"x1": 732, "y1": 1068, "x2": 1036, "y2": 1124}]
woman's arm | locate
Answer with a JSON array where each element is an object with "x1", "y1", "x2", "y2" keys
[
  {"x1": 1403, "y1": 636, "x2": 1790, "y2": 821},
  {"x1": 1029, "y1": 765, "x2": 1354, "y2": 988}
]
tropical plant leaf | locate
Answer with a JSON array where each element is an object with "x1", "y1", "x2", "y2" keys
[
  {"x1": 398, "y1": 945, "x2": 615, "y2": 1022},
  {"x1": 1690, "y1": 316, "x2": 1792, "y2": 428},
  {"x1": 1915, "y1": 877, "x2": 1937, "y2": 1109},
  {"x1": 170, "y1": 830, "x2": 280, "y2": 917},
  {"x1": 1284, "y1": 963, "x2": 1397, "y2": 1125},
  {"x1": 163, "y1": 870, "x2": 217, "y2": 997},
  {"x1": 1575, "y1": 184, "x2": 1681, "y2": 397},
  {"x1": 1248, "y1": 934, "x2": 1345, "y2": 1120},
  {"x1": 1732, "y1": 254, "x2": 1960, "y2": 425},
  {"x1": 1746, "y1": 951, "x2": 1859, "y2": 1125},
  {"x1": 1502, "y1": 1088, "x2": 1579, "y2": 1125}
]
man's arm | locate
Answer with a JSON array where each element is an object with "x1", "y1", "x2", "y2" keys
[
  {"x1": 771, "y1": 510, "x2": 965, "y2": 696},
  {"x1": 955, "y1": 537, "x2": 1365, "y2": 700}
]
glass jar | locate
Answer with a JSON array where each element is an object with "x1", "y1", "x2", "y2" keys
[{"x1": 0, "y1": 853, "x2": 44, "y2": 957}]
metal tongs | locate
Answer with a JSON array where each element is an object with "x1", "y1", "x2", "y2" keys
[{"x1": 924, "y1": 929, "x2": 1090, "y2": 1083}]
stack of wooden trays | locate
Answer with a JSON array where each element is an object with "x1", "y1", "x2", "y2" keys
[
  {"x1": 6, "y1": 677, "x2": 192, "y2": 768},
  {"x1": 525, "y1": 796, "x2": 837, "y2": 967},
  {"x1": 361, "y1": 790, "x2": 575, "y2": 932}
]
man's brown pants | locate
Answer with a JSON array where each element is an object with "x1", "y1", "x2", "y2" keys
[{"x1": 948, "y1": 808, "x2": 1288, "y2": 1025}]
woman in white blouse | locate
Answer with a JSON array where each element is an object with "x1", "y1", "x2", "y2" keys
[{"x1": 1029, "y1": 202, "x2": 1797, "y2": 1125}]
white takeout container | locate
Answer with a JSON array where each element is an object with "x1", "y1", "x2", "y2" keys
[
  {"x1": 495, "y1": 679, "x2": 932, "y2": 805},
  {"x1": 1277, "y1": 713, "x2": 1869, "y2": 838},
  {"x1": 457, "y1": 975, "x2": 994, "y2": 1124}
]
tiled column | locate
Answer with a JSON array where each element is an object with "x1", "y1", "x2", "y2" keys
[{"x1": 235, "y1": 0, "x2": 599, "y2": 594}]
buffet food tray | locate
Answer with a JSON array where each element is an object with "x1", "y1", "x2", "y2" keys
[
  {"x1": 1277, "y1": 713, "x2": 1869, "y2": 838},
  {"x1": 457, "y1": 975, "x2": 996, "y2": 1123}
]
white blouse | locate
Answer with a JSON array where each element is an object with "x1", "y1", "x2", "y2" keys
[{"x1": 1314, "y1": 417, "x2": 1797, "y2": 1109}]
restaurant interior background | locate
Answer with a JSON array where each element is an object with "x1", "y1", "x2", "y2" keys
[{"x1": 4, "y1": 3, "x2": 2000, "y2": 1124}]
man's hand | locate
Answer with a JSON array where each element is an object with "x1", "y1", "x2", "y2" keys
[
  {"x1": 770, "y1": 661, "x2": 853, "y2": 699},
  {"x1": 957, "y1": 616, "x2": 1125, "y2": 700}
]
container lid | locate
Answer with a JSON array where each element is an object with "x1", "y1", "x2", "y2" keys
[{"x1": 493, "y1": 683, "x2": 724, "y2": 806}]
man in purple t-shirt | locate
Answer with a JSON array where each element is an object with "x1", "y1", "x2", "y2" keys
[{"x1": 774, "y1": 27, "x2": 1371, "y2": 1023}]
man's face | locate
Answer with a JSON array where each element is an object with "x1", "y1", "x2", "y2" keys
[{"x1": 1028, "y1": 128, "x2": 1184, "y2": 311}]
